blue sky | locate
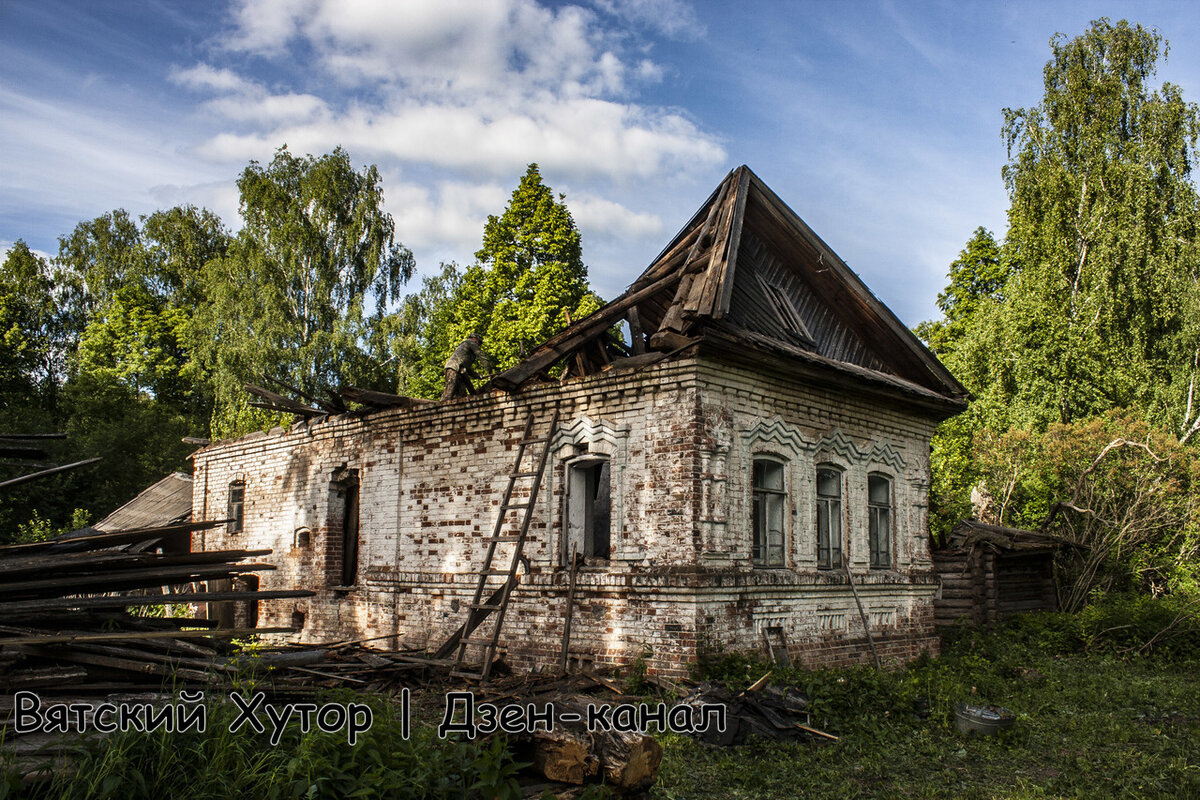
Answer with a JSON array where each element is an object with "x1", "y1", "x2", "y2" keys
[{"x1": 4, "y1": 0, "x2": 1200, "y2": 326}]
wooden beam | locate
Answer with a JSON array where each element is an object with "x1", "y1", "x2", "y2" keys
[
  {"x1": 0, "y1": 457, "x2": 102, "y2": 491},
  {"x1": 0, "y1": 563, "x2": 277, "y2": 598},
  {"x1": 0, "y1": 589, "x2": 315, "y2": 615},
  {"x1": 243, "y1": 383, "x2": 324, "y2": 416},
  {"x1": 264, "y1": 375, "x2": 345, "y2": 414},
  {"x1": 340, "y1": 386, "x2": 435, "y2": 409},
  {"x1": 491, "y1": 272, "x2": 681, "y2": 390},
  {"x1": 0, "y1": 627, "x2": 295, "y2": 647},
  {"x1": 627, "y1": 307, "x2": 645, "y2": 355},
  {"x1": 0, "y1": 520, "x2": 225, "y2": 556},
  {"x1": 714, "y1": 166, "x2": 751, "y2": 319}
]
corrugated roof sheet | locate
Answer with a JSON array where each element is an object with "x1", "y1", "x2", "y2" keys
[{"x1": 96, "y1": 472, "x2": 193, "y2": 532}]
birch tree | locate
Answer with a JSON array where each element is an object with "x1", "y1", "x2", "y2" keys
[
  {"x1": 199, "y1": 146, "x2": 414, "y2": 435},
  {"x1": 978, "y1": 18, "x2": 1200, "y2": 431}
]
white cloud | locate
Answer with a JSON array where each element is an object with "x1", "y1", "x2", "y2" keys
[
  {"x1": 592, "y1": 0, "x2": 705, "y2": 41},
  {"x1": 170, "y1": 63, "x2": 329, "y2": 128},
  {"x1": 567, "y1": 192, "x2": 662, "y2": 240},
  {"x1": 187, "y1": 92, "x2": 720, "y2": 182},
  {"x1": 227, "y1": 0, "x2": 316, "y2": 53},
  {"x1": 185, "y1": 0, "x2": 723, "y2": 179},
  {"x1": 170, "y1": 64, "x2": 254, "y2": 93},
  {"x1": 383, "y1": 177, "x2": 509, "y2": 254},
  {"x1": 0, "y1": 86, "x2": 228, "y2": 226}
]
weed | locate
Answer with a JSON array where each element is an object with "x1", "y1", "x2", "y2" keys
[
  {"x1": 26, "y1": 691, "x2": 526, "y2": 800},
  {"x1": 673, "y1": 605, "x2": 1200, "y2": 799}
]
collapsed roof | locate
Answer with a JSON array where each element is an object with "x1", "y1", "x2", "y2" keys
[{"x1": 491, "y1": 165, "x2": 967, "y2": 411}]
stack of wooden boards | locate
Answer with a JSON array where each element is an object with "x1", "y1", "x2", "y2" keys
[{"x1": 0, "y1": 520, "x2": 312, "y2": 697}]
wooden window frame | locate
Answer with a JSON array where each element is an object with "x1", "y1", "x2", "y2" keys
[
  {"x1": 816, "y1": 466, "x2": 843, "y2": 570},
  {"x1": 227, "y1": 481, "x2": 245, "y2": 535},
  {"x1": 868, "y1": 473, "x2": 892, "y2": 569},
  {"x1": 752, "y1": 457, "x2": 787, "y2": 567}
]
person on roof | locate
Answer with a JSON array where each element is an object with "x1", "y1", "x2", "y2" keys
[{"x1": 441, "y1": 333, "x2": 495, "y2": 402}]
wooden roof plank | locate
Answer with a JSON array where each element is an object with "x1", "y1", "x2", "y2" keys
[
  {"x1": 0, "y1": 589, "x2": 314, "y2": 615},
  {"x1": 714, "y1": 166, "x2": 751, "y2": 319},
  {"x1": 492, "y1": 271, "x2": 682, "y2": 389},
  {"x1": 243, "y1": 383, "x2": 324, "y2": 416}
]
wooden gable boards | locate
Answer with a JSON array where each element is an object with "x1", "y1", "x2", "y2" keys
[{"x1": 493, "y1": 165, "x2": 966, "y2": 407}]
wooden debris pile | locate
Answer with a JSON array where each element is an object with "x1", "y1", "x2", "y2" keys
[
  {"x1": 0, "y1": 521, "x2": 312, "y2": 698},
  {"x1": 241, "y1": 642, "x2": 457, "y2": 692},
  {"x1": 244, "y1": 379, "x2": 436, "y2": 422},
  {"x1": 467, "y1": 670, "x2": 662, "y2": 795},
  {"x1": 679, "y1": 675, "x2": 837, "y2": 745}
]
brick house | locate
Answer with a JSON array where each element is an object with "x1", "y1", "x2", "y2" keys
[{"x1": 190, "y1": 166, "x2": 967, "y2": 677}]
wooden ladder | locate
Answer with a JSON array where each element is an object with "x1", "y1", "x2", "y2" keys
[{"x1": 445, "y1": 408, "x2": 559, "y2": 680}]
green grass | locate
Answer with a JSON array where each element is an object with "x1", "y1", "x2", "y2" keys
[
  {"x1": 654, "y1": 609, "x2": 1200, "y2": 799},
  {"x1": 7, "y1": 599, "x2": 1199, "y2": 799},
  {"x1": 4, "y1": 688, "x2": 525, "y2": 800}
]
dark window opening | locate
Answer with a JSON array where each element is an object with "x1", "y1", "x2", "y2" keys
[
  {"x1": 228, "y1": 481, "x2": 244, "y2": 534},
  {"x1": 566, "y1": 459, "x2": 610, "y2": 562},
  {"x1": 868, "y1": 474, "x2": 892, "y2": 569},
  {"x1": 340, "y1": 475, "x2": 360, "y2": 587},
  {"x1": 752, "y1": 458, "x2": 786, "y2": 567},
  {"x1": 816, "y1": 467, "x2": 843, "y2": 569}
]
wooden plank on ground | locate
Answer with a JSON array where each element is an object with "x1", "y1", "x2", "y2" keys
[
  {"x1": 0, "y1": 627, "x2": 295, "y2": 647},
  {"x1": 0, "y1": 520, "x2": 225, "y2": 556},
  {"x1": 0, "y1": 563, "x2": 277, "y2": 599},
  {"x1": 0, "y1": 589, "x2": 314, "y2": 615}
]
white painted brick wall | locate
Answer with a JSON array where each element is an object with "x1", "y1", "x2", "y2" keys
[{"x1": 192, "y1": 352, "x2": 946, "y2": 675}]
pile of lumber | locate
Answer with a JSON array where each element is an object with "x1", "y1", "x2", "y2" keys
[
  {"x1": 0, "y1": 521, "x2": 311, "y2": 698},
  {"x1": 243, "y1": 643, "x2": 456, "y2": 691}
]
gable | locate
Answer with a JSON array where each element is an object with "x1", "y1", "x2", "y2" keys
[
  {"x1": 492, "y1": 165, "x2": 966, "y2": 409},
  {"x1": 727, "y1": 227, "x2": 889, "y2": 372}
]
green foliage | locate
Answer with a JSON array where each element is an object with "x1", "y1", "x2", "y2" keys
[
  {"x1": 0, "y1": 241, "x2": 61, "y2": 400},
  {"x1": 974, "y1": 19, "x2": 1200, "y2": 430},
  {"x1": 57, "y1": 370, "x2": 202, "y2": 526},
  {"x1": 3, "y1": 146, "x2": 418, "y2": 535},
  {"x1": 197, "y1": 146, "x2": 414, "y2": 435},
  {"x1": 675, "y1": 610, "x2": 1200, "y2": 799},
  {"x1": 462, "y1": 163, "x2": 599, "y2": 371},
  {"x1": 10, "y1": 508, "x2": 90, "y2": 545},
  {"x1": 968, "y1": 409, "x2": 1200, "y2": 608},
  {"x1": 1077, "y1": 592, "x2": 1200, "y2": 657},
  {"x1": 622, "y1": 646, "x2": 653, "y2": 695},
  {"x1": 915, "y1": 227, "x2": 1009, "y2": 359},
  {"x1": 924, "y1": 21, "x2": 1200, "y2": 578},
  {"x1": 40, "y1": 693, "x2": 523, "y2": 800},
  {"x1": 75, "y1": 285, "x2": 198, "y2": 408},
  {"x1": 0, "y1": 207, "x2": 225, "y2": 539},
  {"x1": 385, "y1": 262, "x2": 465, "y2": 399},
  {"x1": 1, "y1": 242, "x2": 74, "y2": 538},
  {"x1": 392, "y1": 164, "x2": 603, "y2": 399}
]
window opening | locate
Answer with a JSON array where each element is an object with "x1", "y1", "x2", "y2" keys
[
  {"x1": 752, "y1": 458, "x2": 786, "y2": 567},
  {"x1": 340, "y1": 475, "x2": 360, "y2": 587},
  {"x1": 758, "y1": 276, "x2": 815, "y2": 346},
  {"x1": 868, "y1": 474, "x2": 892, "y2": 568},
  {"x1": 227, "y1": 481, "x2": 244, "y2": 534},
  {"x1": 566, "y1": 458, "x2": 610, "y2": 562},
  {"x1": 816, "y1": 467, "x2": 843, "y2": 569}
]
